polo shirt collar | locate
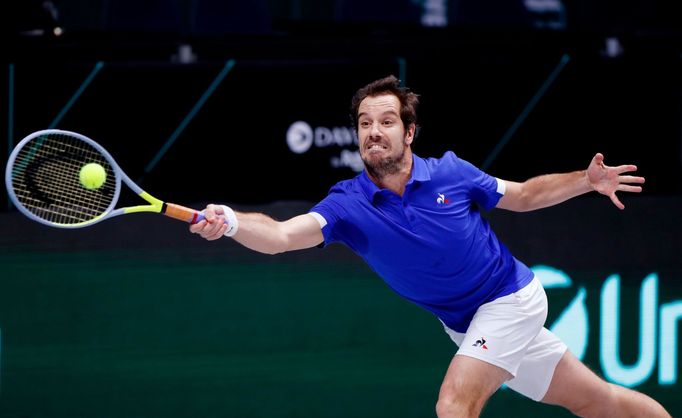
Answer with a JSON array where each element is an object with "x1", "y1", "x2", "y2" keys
[{"x1": 359, "y1": 154, "x2": 431, "y2": 201}]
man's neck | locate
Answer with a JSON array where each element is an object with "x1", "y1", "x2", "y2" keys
[{"x1": 367, "y1": 153, "x2": 413, "y2": 197}]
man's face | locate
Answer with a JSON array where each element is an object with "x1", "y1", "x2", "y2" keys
[{"x1": 357, "y1": 94, "x2": 414, "y2": 177}]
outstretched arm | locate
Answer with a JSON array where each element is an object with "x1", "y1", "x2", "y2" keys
[
  {"x1": 497, "y1": 153, "x2": 645, "y2": 212},
  {"x1": 189, "y1": 204, "x2": 324, "y2": 254}
]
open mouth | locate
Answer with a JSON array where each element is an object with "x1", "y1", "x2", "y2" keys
[{"x1": 366, "y1": 143, "x2": 388, "y2": 152}]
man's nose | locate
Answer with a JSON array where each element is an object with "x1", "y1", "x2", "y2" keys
[{"x1": 370, "y1": 121, "x2": 382, "y2": 136}]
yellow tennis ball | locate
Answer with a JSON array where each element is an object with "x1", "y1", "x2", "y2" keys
[{"x1": 79, "y1": 163, "x2": 107, "y2": 190}]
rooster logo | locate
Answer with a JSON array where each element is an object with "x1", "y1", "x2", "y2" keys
[
  {"x1": 472, "y1": 337, "x2": 488, "y2": 350},
  {"x1": 437, "y1": 193, "x2": 450, "y2": 205}
]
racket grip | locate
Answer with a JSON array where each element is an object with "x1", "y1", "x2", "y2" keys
[
  {"x1": 164, "y1": 203, "x2": 205, "y2": 224},
  {"x1": 194, "y1": 212, "x2": 206, "y2": 224}
]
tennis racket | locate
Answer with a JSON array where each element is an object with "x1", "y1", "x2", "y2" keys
[{"x1": 5, "y1": 129, "x2": 209, "y2": 228}]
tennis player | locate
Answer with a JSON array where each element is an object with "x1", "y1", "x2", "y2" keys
[{"x1": 190, "y1": 75, "x2": 671, "y2": 418}]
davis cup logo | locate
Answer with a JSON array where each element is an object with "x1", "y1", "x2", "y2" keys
[
  {"x1": 286, "y1": 121, "x2": 314, "y2": 154},
  {"x1": 532, "y1": 265, "x2": 588, "y2": 360},
  {"x1": 285, "y1": 121, "x2": 363, "y2": 172},
  {"x1": 499, "y1": 265, "x2": 595, "y2": 393},
  {"x1": 530, "y1": 264, "x2": 681, "y2": 388}
]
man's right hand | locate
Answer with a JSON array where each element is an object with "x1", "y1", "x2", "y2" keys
[{"x1": 189, "y1": 204, "x2": 229, "y2": 240}]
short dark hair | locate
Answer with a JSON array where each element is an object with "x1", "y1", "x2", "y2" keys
[{"x1": 350, "y1": 75, "x2": 420, "y2": 130}]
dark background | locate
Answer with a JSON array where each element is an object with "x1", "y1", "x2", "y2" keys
[
  {"x1": 1, "y1": 1, "x2": 681, "y2": 417},
  {"x1": 1, "y1": 0, "x2": 681, "y2": 205}
]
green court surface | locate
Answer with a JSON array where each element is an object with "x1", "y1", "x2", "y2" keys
[
  {"x1": 0, "y1": 248, "x2": 584, "y2": 418},
  {"x1": 1, "y1": 197, "x2": 680, "y2": 417}
]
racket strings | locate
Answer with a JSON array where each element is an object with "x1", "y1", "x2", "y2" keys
[{"x1": 10, "y1": 133, "x2": 117, "y2": 225}]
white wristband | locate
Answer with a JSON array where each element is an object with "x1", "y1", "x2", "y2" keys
[{"x1": 220, "y1": 205, "x2": 239, "y2": 237}]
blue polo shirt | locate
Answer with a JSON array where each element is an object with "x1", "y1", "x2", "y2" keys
[{"x1": 310, "y1": 151, "x2": 534, "y2": 332}]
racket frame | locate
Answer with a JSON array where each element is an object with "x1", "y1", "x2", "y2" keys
[{"x1": 5, "y1": 129, "x2": 197, "y2": 228}]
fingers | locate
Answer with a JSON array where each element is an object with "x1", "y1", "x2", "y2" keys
[
  {"x1": 204, "y1": 204, "x2": 223, "y2": 222},
  {"x1": 619, "y1": 175, "x2": 645, "y2": 184},
  {"x1": 610, "y1": 193, "x2": 625, "y2": 210},
  {"x1": 609, "y1": 183, "x2": 642, "y2": 211},
  {"x1": 592, "y1": 154, "x2": 644, "y2": 210},
  {"x1": 610, "y1": 173, "x2": 644, "y2": 210},
  {"x1": 194, "y1": 220, "x2": 228, "y2": 240},
  {"x1": 613, "y1": 164, "x2": 639, "y2": 174},
  {"x1": 189, "y1": 204, "x2": 228, "y2": 240},
  {"x1": 593, "y1": 154, "x2": 639, "y2": 175},
  {"x1": 618, "y1": 184, "x2": 643, "y2": 193},
  {"x1": 588, "y1": 152, "x2": 605, "y2": 172},
  {"x1": 188, "y1": 221, "x2": 203, "y2": 234},
  {"x1": 190, "y1": 220, "x2": 223, "y2": 240}
]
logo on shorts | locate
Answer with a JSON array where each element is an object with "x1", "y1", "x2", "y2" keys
[
  {"x1": 472, "y1": 337, "x2": 488, "y2": 350},
  {"x1": 436, "y1": 193, "x2": 450, "y2": 205}
]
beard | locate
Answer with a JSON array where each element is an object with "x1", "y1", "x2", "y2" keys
[{"x1": 361, "y1": 140, "x2": 409, "y2": 181}]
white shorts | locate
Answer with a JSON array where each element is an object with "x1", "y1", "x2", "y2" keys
[{"x1": 442, "y1": 277, "x2": 567, "y2": 401}]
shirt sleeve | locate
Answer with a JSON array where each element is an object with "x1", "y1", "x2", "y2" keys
[
  {"x1": 448, "y1": 152, "x2": 505, "y2": 211},
  {"x1": 308, "y1": 188, "x2": 347, "y2": 246}
]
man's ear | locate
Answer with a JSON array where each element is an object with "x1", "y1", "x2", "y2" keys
[{"x1": 405, "y1": 123, "x2": 417, "y2": 145}]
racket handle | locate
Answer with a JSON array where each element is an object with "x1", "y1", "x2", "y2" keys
[{"x1": 164, "y1": 203, "x2": 205, "y2": 224}]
